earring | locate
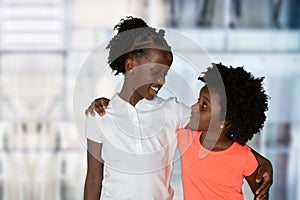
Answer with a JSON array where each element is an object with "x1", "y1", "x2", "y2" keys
[
  {"x1": 129, "y1": 69, "x2": 133, "y2": 73},
  {"x1": 220, "y1": 124, "x2": 224, "y2": 129}
]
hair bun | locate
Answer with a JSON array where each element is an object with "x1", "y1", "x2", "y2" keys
[
  {"x1": 158, "y1": 29, "x2": 165, "y2": 37},
  {"x1": 114, "y1": 16, "x2": 149, "y2": 33}
]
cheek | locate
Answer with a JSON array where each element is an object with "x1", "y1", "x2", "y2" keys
[
  {"x1": 187, "y1": 111, "x2": 199, "y2": 130},
  {"x1": 199, "y1": 112, "x2": 211, "y2": 130},
  {"x1": 133, "y1": 71, "x2": 154, "y2": 85},
  {"x1": 187, "y1": 118, "x2": 200, "y2": 131},
  {"x1": 135, "y1": 85, "x2": 150, "y2": 95},
  {"x1": 210, "y1": 109, "x2": 222, "y2": 124},
  {"x1": 136, "y1": 64, "x2": 153, "y2": 75},
  {"x1": 131, "y1": 75, "x2": 151, "y2": 89}
]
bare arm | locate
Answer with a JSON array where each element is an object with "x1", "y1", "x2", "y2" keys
[
  {"x1": 84, "y1": 139, "x2": 104, "y2": 200},
  {"x1": 251, "y1": 149, "x2": 273, "y2": 200},
  {"x1": 245, "y1": 167, "x2": 267, "y2": 200}
]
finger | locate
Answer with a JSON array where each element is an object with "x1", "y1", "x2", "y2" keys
[
  {"x1": 256, "y1": 193, "x2": 268, "y2": 200},
  {"x1": 262, "y1": 172, "x2": 272, "y2": 182},
  {"x1": 95, "y1": 103, "x2": 106, "y2": 114},
  {"x1": 255, "y1": 167, "x2": 264, "y2": 182},
  {"x1": 95, "y1": 101, "x2": 107, "y2": 110},
  {"x1": 94, "y1": 104, "x2": 105, "y2": 112},
  {"x1": 95, "y1": 103, "x2": 104, "y2": 111},
  {"x1": 261, "y1": 193, "x2": 268, "y2": 200},
  {"x1": 256, "y1": 181, "x2": 265, "y2": 195},
  {"x1": 101, "y1": 99, "x2": 109, "y2": 107},
  {"x1": 95, "y1": 109, "x2": 105, "y2": 116},
  {"x1": 256, "y1": 183, "x2": 270, "y2": 196},
  {"x1": 85, "y1": 109, "x2": 93, "y2": 116},
  {"x1": 88, "y1": 105, "x2": 95, "y2": 116},
  {"x1": 255, "y1": 182, "x2": 268, "y2": 195},
  {"x1": 94, "y1": 106, "x2": 106, "y2": 117}
]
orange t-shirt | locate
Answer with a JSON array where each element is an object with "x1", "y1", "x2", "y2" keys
[{"x1": 177, "y1": 129, "x2": 258, "y2": 200}]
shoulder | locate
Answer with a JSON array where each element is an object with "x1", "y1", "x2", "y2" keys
[
  {"x1": 231, "y1": 143, "x2": 254, "y2": 159},
  {"x1": 177, "y1": 128, "x2": 195, "y2": 135},
  {"x1": 85, "y1": 113, "x2": 104, "y2": 129},
  {"x1": 236, "y1": 143, "x2": 251, "y2": 151},
  {"x1": 106, "y1": 94, "x2": 122, "y2": 108},
  {"x1": 84, "y1": 114, "x2": 104, "y2": 143},
  {"x1": 85, "y1": 114, "x2": 98, "y2": 125},
  {"x1": 177, "y1": 128, "x2": 199, "y2": 141},
  {"x1": 177, "y1": 129, "x2": 199, "y2": 150},
  {"x1": 157, "y1": 96, "x2": 189, "y2": 109},
  {"x1": 164, "y1": 96, "x2": 182, "y2": 104}
]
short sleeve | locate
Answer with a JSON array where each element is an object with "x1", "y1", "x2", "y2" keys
[
  {"x1": 84, "y1": 114, "x2": 103, "y2": 143},
  {"x1": 174, "y1": 98, "x2": 191, "y2": 128},
  {"x1": 242, "y1": 146, "x2": 259, "y2": 176},
  {"x1": 177, "y1": 129, "x2": 195, "y2": 154},
  {"x1": 166, "y1": 97, "x2": 191, "y2": 129}
]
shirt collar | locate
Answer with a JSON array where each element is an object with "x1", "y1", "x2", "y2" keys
[{"x1": 110, "y1": 93, "x2": 160, "y2": 108}]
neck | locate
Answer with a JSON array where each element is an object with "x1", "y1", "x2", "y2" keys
[
  {"x1": 200, "y1": 131, "x2": 234, "y2": 152},
  {"x1": 119, "y1": 84, "x2": 143, "y2": 106}
]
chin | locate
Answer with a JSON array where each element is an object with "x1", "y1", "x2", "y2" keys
[
  {"x1": 144, "y1": 94, "x2": 156, "y2": 100},
  {"x1": 186, "y1": 122, "x2": 199, "y2": 131},
  {"x1": 189, "y1": 127, "x2": 199, "y2": 131},
  {"x1": 187, "y1": 118, "x2": 201, "y2": 130}
]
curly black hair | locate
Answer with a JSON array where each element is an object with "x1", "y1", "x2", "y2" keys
[
  {"x1": 106, "y1": 16, "x2": 172, "y2": 75},
  {"x1": 198, "y1": 63, "x2": 269, "y2": 145}
]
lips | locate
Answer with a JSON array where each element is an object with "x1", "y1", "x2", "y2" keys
[
  {"x1": 150, "y1": 85, "x2": 161, "y2": 95},
  {"x1": 150, "y1": 86, "x2": 159, "y2": 92}
]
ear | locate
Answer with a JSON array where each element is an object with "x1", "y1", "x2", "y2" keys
[
  {"x1": 125, "y1": 57, "x2": 138, "y2": 72},
  {"x1": 221, "y1": 120, "x2": 232, "y2": 135},
  {"x1": 220, "y1": 120, "x2": 231, "y2": 128},
  {"x1": 125, "y1": 58, "x2": 133, "y2": 72},
  {"x1": 224, "y1": 121, "x2": 232, "y2": 130}
]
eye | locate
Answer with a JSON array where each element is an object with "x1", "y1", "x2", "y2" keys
[
  {"x1": 201, "y1": 102, "x2": 208, "y2": 108},
  {"x1": 151, "y1": 69, "x2": 160, "y2": 75}
]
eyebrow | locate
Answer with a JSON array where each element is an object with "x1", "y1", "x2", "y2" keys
[{"x1": 202, "y1": 95, "x2": 210, "y2": 102}]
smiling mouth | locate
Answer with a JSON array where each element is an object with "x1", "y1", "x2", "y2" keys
[{"x1": 150, "y1": 86, "x2": 159, "y2": 92}]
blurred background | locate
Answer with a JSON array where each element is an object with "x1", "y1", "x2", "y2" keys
[{"x1": 0, "y1": 0, "x2": 300, "y2": 199}]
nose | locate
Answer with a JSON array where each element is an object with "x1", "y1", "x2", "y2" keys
[
  {"x1": 157, "y1": 75, "x2": 165, "y2": 85},
  {"x1": 191, "y1": 102, "x2": 199, "y2": 111}
]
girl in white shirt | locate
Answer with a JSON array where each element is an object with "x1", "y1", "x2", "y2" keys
[{"x1": 84, "y1": 16, "x2": 190, "y2": 200}]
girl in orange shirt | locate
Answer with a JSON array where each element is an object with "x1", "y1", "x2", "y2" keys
[{"x1": 178, "y1": 63, "x2": 270, "y2": 200}]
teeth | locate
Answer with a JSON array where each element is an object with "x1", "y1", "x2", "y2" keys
[{"x1": 151, "y1": 86, "x2": 159, "y2": 92}]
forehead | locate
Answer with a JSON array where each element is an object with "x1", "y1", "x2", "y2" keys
[
  {"x1": 199, "y1": 86, "x2": 209, "y2": 96},
  {"x1": 199, "y1": 86, "x2": 220, "y2": 100},
  {"x1": 142, "y1": 49, "x2": 173, "y2": 66}
]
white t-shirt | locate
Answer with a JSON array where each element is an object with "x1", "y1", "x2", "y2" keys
[{"x1": 85, "y1": 94, "x2": 191, "y2": 200}]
